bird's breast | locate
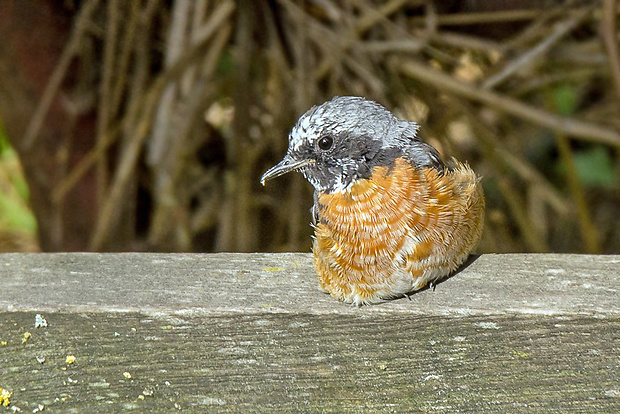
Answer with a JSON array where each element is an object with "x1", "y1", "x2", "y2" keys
[{"x1": 312, "y1": 157, "x2": 485, "y2": 304}]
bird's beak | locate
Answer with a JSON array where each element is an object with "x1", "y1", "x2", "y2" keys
[{"x1": 260, "y1": 156, "x2": 313, "y2": 186}]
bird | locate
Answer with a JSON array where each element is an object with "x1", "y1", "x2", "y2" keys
[{"x1": 260, "y1": 96, "x2": 485, "y2": 306}]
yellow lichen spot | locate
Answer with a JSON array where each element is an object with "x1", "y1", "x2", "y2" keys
[
  {"x1": 0, "y1": 388, "x2": 11, "y2": 407},
  {"x1": 123, "y1": 372, "x2": 132, "y2": 379},
  {"x1": 22, "y1": 331, "x2": 32, "y2": 344},
  {"x1": 66, "y1": 355, "x2": 77, "y2": 365},
  {"x1": 262, "y1": 267, "x2": 283, "y2": 272},
  {"x1": 512, "y1": 349, "x2": 530, "y2": 358},
  {"x1": 0, "y1": 341, "x2": 7, "y2": 346}
]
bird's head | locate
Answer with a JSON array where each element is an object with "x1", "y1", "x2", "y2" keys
[{"x1": 260, "y1": 96, "x2": 443, "y2": 193}]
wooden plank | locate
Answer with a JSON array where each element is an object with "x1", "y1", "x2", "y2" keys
[
  {"x1": 0, "y1": 253, "x2": 618, "y2": 315},
  {"x1": 0, "y1": 253, "x2": 619, "y2": 412},
  {"x1": 1, "y1": 312, "x2": 619, "y2": 412}
]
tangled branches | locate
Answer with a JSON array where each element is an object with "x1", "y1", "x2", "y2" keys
[{"x1": 2, "y1": 0, "x2": 619, "y2": 253}]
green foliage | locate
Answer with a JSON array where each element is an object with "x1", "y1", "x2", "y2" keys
[
  {"x1": 571, "y1": 146, "x2": 618, "y2": 190},
  {"x1": 550, "y1": 85, "x2": 618, "y2": 190},
  {"x1": 0, "y1": 123, "x2": 37, "y2": 234},
  {"x1": 217, "y1": 50, "x2": 234, "y2": 76},
  {"x1": 552, "y1": 84, "x2": 578, "y2": 116}
]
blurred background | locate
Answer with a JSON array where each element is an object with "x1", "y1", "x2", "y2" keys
[{"x1": 0, "y1": 0, "x2": 618, "y2": 254}]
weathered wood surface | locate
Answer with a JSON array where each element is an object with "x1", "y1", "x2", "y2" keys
[{"x1": 0, "y1": 253, "x2": 619, "y2": 412}]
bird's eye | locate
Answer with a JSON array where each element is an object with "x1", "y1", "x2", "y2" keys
[{"x1": 317, "y1": 135, "x2": 334, "y2": 151}]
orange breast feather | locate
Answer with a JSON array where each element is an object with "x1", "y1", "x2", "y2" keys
[{"x1": 313, "y1": 157, "x2": 484, "y2": 305}]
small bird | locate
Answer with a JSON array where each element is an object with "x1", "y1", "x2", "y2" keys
[{"x1": 261, "y1": 96, "x2": 485, "y2": 305}]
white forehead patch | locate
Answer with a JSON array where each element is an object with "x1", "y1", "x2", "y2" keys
[
  {"x1": 289, "y1": 112, "x2": 319, "y2": 151},
  {"x1": 289, "y1": 125, "x2": 304, "y2": 151},
  {"x1": 300, "y1": 113, "x2": 311, "y2": 133}
]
